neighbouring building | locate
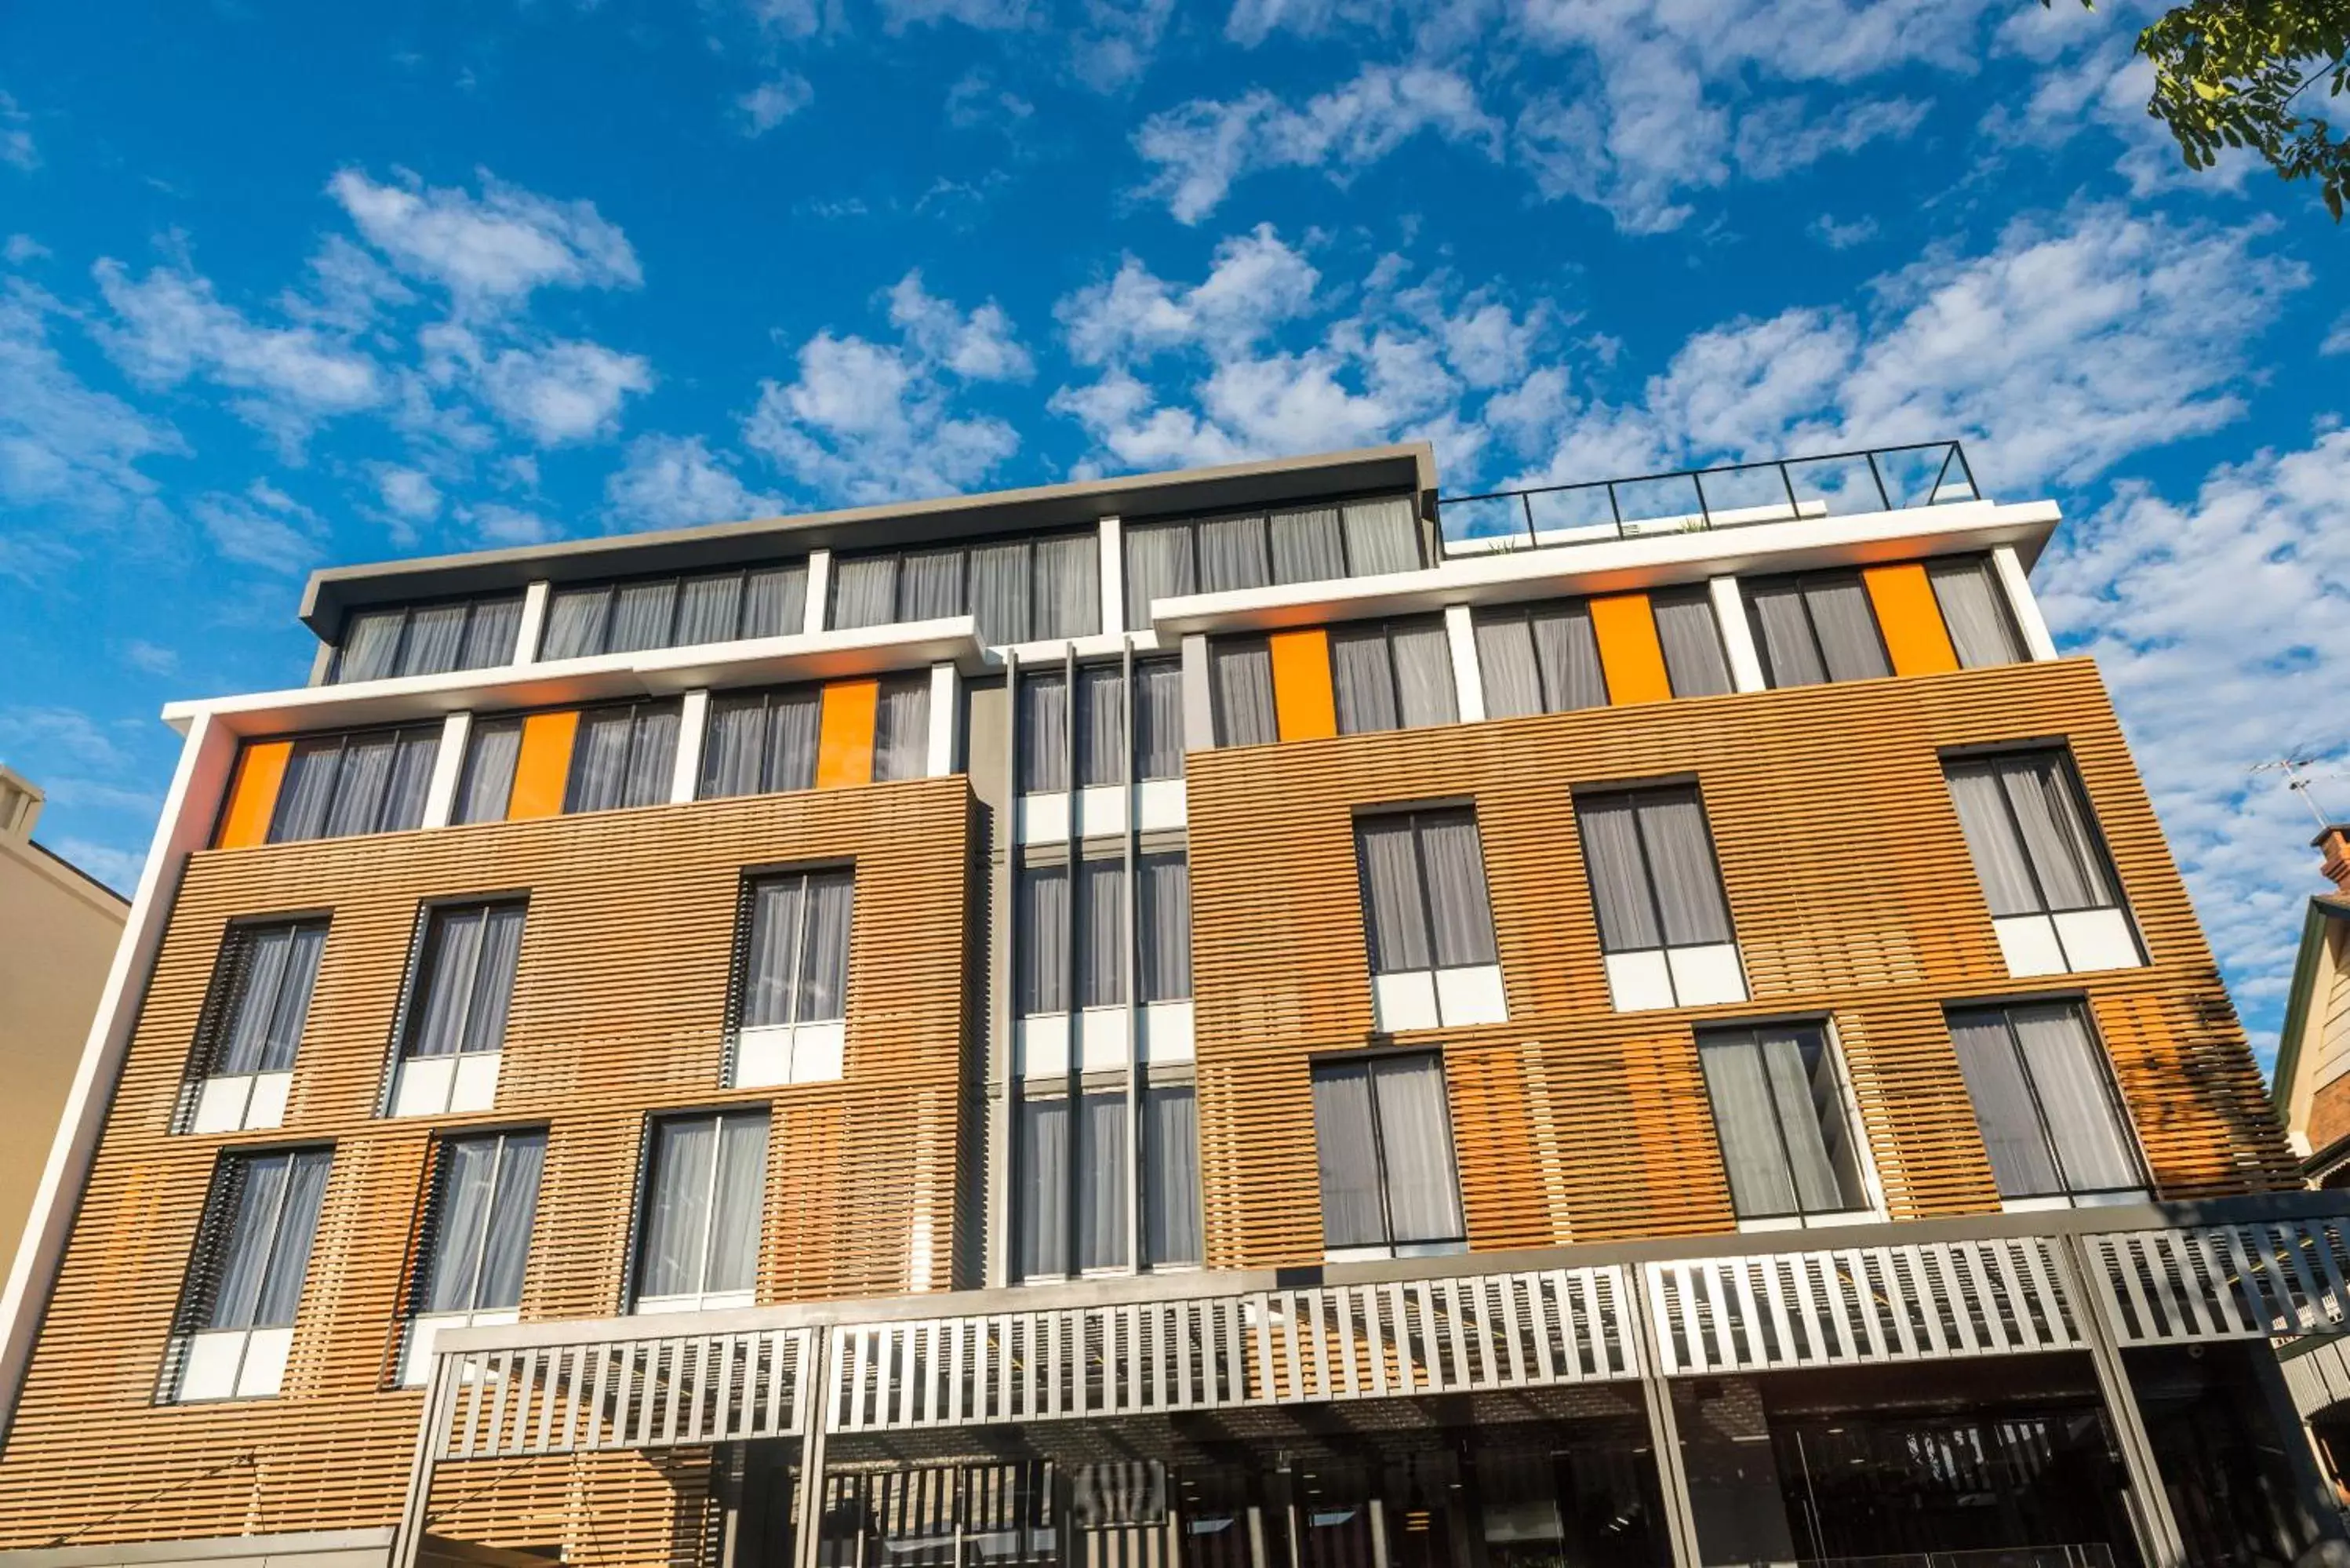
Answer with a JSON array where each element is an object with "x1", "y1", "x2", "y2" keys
[
  {"x1": 0, "y1": 767, "x2": 129, "y2": 1274},
  {"x1": 0, "y1": 442, "x2": 2341, "y2": 1568}
]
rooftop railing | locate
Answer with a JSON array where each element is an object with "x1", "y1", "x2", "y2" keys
[{"x1": 1435, "y1": 439, "x2": 1981, "y2": 560}]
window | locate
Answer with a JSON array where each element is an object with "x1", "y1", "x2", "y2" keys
[
  {"x1": 184, "y1": 920, "x2": 326, "y2": 1134},
  {"x1": 1697, "y1": 1024, "x2": 1872, "y2": 1225},
  {"x1": 1945, "y1": 751, "x2": 2141, "y2": 977},
  {"x1": 1122, "y1": 497, "x2": 1422, "y2": 627},
  {"x1": 1652, "y1": 587, "x2": 1735, "y2": 698},
  {"x1": 635, "y1": 1111, "x2": 767, "y2": 1312},
  {"x1": 873, "y1": 674, "x2": 932, "y2": 782},
  {"x1": 731, "y1": 868, "x2": 853, "y2": 1086},
  {"x1": 388, "y1": 902, "x2": 526, "y2": 1118},
  {"x1": 266, "y1": 726, "x2": 441, "y2": 843},
  {"x1": 400, "y1": 1129, "x2": 545, "y2": 1384},
  {"x1": 1744, "y1": 571, "x2": 1891, "y2": 688},
  {"x1": 1927, "y1": 556, "x2": 2026, "y2": 668},
  {"x1": 700, "y1": 685, "x2": 821, "y2": 799},
  {"x1": 332, "y1": 595, "x2": 523, "y2": 684},
  {"x1": 1331, "y1": 617, "x2": 1457, "y2": 734},
  {"x1": 1355, "y1": 809, "x2": 1503, "y2": 1031},
  {"x1": 1210, "y1": 637, "x2": 1278, "y2": 748},
  {"x1": 831, "y1": 533, "x2": 1099, "y2": 646},
  {"x1": 452, "y1": 718, "x2": 524, "y2": 826},
  {"x1": 1017, "y1": 858, "x2": 1126, "y2": 1014},
  {"x1": 1018, "y1": 660, "x2": 1187, "y2": 794},
  {"x1": 1138, "y1": 853, "x2": 1191, "y2": 1002},
  {"x1": 539, "y1": 564, "x2": 809, "y2": 660},
  {"x1": 1311, "y1": 1053, "x2": 1464, "y2": 1258},
  {"x1": 1015, "y1": 1090, "x2": 1127, "y2": 1278},
  {"x1": 1143, "y1": 1084, "x2": 1202, "y2": 1267},
  {"x1": 564, "y1": 699, "x2": 682, "y2": 813},
  {"x1": 1577, "y1": 785, "x2": 1745, "y2": 1011},
  {"x1": 1475, "y1": 601, "x2": 1607, "y2": 717},
  {"x1": 168, "y1": 1147, "x2": 331, "y2": 1402},
  {"x1": 1947, "y1": 1002, "x2": 2144, "y2": 1205}
]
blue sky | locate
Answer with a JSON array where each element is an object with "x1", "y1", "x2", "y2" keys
[{"x1": 2, "y1": 0, "x2": 2344, "y2": 1064}]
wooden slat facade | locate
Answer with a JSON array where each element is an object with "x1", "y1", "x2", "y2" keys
[{"x1": 0, "y1": 778, "x2": 973, "y2": 1555}]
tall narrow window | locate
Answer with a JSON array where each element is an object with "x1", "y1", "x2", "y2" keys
[
  {"x1": 332, "y1": 595, "x2": 523, "y2": 683},
  {"x1": 1017, "y1": 670, "x2": 1071, "y2": 794},
  {"x1": 1744, "y1": 571, "x2": 1891, "y2": 688},
  {"x1": 1122, "y1": 497, "x2": 1422, "y2": 628},
  {"x1": 1210, "y1": 637, "x2": 1278, "y2": 748},
  {"x1": 184, "y1": 919, "x2": 326, "y2": 1134},
  {"x1": 169, "y1": 1147, "x2": 331, "y2": 1402},
  {"x1": 830, "y1": 533, "x2": 1100, "y2": 646},
  {"x1": 388, "y1": 901, "x2": 526, "y2": 1118},
  {"x1": 564, "y1": 698, "x2": 681, "y2": 813},
  {"x1": 1948, "y1": 1002, "x2": 2144, "y2": 1205},
  {"x1": 699, "y1": 686, "x2": 821, "y2": 799},
  {"x1": 1945, "y1": 751, "x2": 2141, "y2": 977},
  {"x1": 1330, "y1": 617, "x2": 1457, "y2": 734},
  {"x1": 1018, "y1": 663, "x2": 1162, "y2": 798},
  {"x1": 1139, "y1": 853, "x2": 1191, "y2": 1002},
  {"x1": 1577, "y1": 784, "x2": 1745, "y2": 1011},
  {"x1": 267, "y1": 726, "x2": 441, "y2": 843},
  {"x1": 1311, "y1": 1053, "x2": 1464, "y2": 1259},
  {"x1": 1015, "y1": 1090, "x2": 1128, "y2": 1278},
  {"x1": 1652, "y1": 588, "x2": 1735, "y2": 698},
  {"x1": 400, "y1": 1129, "x2": 545, "y2": 1384},
  {"x1": 1013, "y1": 859, "x2": 1127, "y2": 1015},
  {"x1": 732, "y1": 868, "x2": 853, "y2": 1086},
  {"x1": 1355, "y1": 809, "x2": 1503, "y2": 1031},
  {"x1": 453, "y1": 717, "x2": 523, "y2": 826},
  {"x1": 1134, "y1": 658, "x2": 1185, "y2": 780},
  {"x1": 1928, "y1": 556, "x2": 2026, "y2": 668},
  {"x1": 635, "y1": 1111, "x2": 768, "y2": 1312},
  {"x1": 871, "y1": 674, "x2": 932, "y2": 782},
  {"x1": 1697, "y1": 1024, "x2": 1872, "y2": 1225},
  {"x1": 1475, "y1": 601, "x2": 1607, "y2": 718},
  {"x1": 539, "y1": 565, "x2": 808, "y2": 660},
  {"x1": 1144, "y1": 1084, "x2": 1202, "y2": 1267}
]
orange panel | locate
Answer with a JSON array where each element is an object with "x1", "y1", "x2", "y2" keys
[
  {"x1": 1863, "y1": 562, "x2": 1959, "y2": 678},
  {"x1": 507, "y1": 711, "x2": 580, "y2": 821},
  {"x1": 1588, "y1": 593, "x2": 1672, "y2": 704},
  {"x1": 1268, "y1": 629, "x2": 1337, "y2": 741},
  {"x1": 817, "y1": 679, "x2": 879, "y2": 790},
  {"x1": 215, "y1": 740, "x2": 292, "y2": 849}
]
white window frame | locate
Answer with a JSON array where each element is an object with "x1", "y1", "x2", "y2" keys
[{"x1": 730, "y1": 868, "x2": 853, "y2": 1089}]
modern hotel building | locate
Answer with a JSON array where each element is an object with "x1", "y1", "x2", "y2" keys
[{"x1": 0, "y1": 442, "x2": 2338, "y2": 1568}]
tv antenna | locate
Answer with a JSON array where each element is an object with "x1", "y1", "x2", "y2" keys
[{"x1": 2251, "y1": 754, "x2": 2346, "y2": 829}]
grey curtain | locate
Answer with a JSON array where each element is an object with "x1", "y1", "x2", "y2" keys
[
  {"x1": 1806, "y1": 576, "x2": 1890, "y2": 682},
  {"x1": 214, "y1": 922, "x2": 326, "y2": 1076},
  {"x1": 1123, "y1": 522, "x2": 1196, "y2": 628},
  {"x1": 1017, "y1": 671, "x2": 1069, "y2": 793},
  {"x1": 1077, "y1": 859, "x2": 1125, "y2": 1008},
  {"x1": 269, "y1": 737, "x2": 343, "y2": 842},
  {"x1": 1330, "y1": 625, "x2": 1399, "y2": 734},
  {"x1": 800, "y1": 870, "x2": 853, "y2": 1021},
  {"x1": 623, "y1": 703, "x2": 678, "y2": 806},
  {"x1": 567, "y1": 701, "x2": 678, "y2": 813},
  {"x1": 423, "y1": 1130, "x2": 544, "y2": 1315},
  {"x1": 675, "y1": 573, "x2": 744, "y2": 646},
  {"x1": 1076, "y1": 1092, "x2": 1128, "y2": 1270},
  {"x1": 1389, "y1": 620, "x2": 1457, "y2": 728},
  {"x1": 639, "y1": 1111, "x2": 766, "y2": 1299},
  {"x1": 1371, "y1": 1055, "x2": 1463, "y2": 1244},
  {"x1": 320, "y1": 732, "x2": 399, "y2": 838},
  {"x1": 741, "y1": 564, "x2": 808, "y2": 639},
  {"x1": 1747, "y1": 580, "x2": 1823, "y2": 686},
  {"x1": 707, "y1": 1113, "x2": 766, "y2": 1292},
  {"x1": 1144, "y1": 1085, "x2": 1202, "y2": 1266},
  {"x1": 409, "y1": 903, "x2": 525, "y2": 1059},
  {"x1": 1533, "y1": 602, "x2": 1608, "y2": 710},
  {"x1": 209, "y1": 1148, "x2": 330, "y2": 1330},
  {"x1": 1652, "y1": 588, "x2": 1733, "y2": 697},
  {"x1": 1035, "y1": 533, "x2": 1101, "y2": 639},
  {"x1": 336, "y1": 609, "x2": 405, "y2": 682},
  {"x1": 1748, "y1": 574, "x2": 1888, "y2": 687},
  {"x1": 271, "y1": 727, "x2": 437, "y2": 842},
  {"x1": 539, "y1": 587, "x2": 609, "y2": 660},
  {"x1": 1640, "y1": 788, "x2": 1734, "y2": 946},
  {"x1": 1197, "y1": 515, "x2": 1269, "y2": 594},
  {"x1": 1930, "y1": 557, "x2": 2024, "y2": 668},
  {"x1": 899, "y1": 547, "x2": 963, "y2": 623},
  {"x1": 1311, "y1": 1062, "x2": 1384, "y2": 1249},
  {"x1": 1948, "y1": 753, "x2": 2114, "y2": 915},
  {"x1": 1212, "y1": 638, "x2": 1278, "y2": 747},
  {"x1": 1577, "y1": 795, "x2": 1662, "y2": 953},
  {"x1": 460, "y1": 596, "x2": 524, "y2": 669},
  {"x1": 1475, "y1": 613, "x2": 1545, "y2": 719},
  {"x1": 1356, "y1": 817, "x2": 1432, "y2": 973},
  {"x1": 1270, "y1": 506, "x2": 1344, "y2": 585},
  {"x1": 1016, "y1": 864, "x2": 1069, "y2": 1015},
  {"x1": 404, "y1": 605, "x2": 467, "y2": 675},
  {"x1": 764, "y1": 690, "x2": 820, "y2": 792},
  {"x1": 2010, "y1": 1003, "x2": 2140, "y2": 1191},
  {"x1": 455, "y1": 719, "x2": 522, "y2": 824},
  {"x1": 608, "y1": 580, "x2": 677, "y2": 653},
  {"x1": 703, "y1": 686, "x2": 822, "y2": 798},
  {"x1": 1015, "y1": 1095, "x2": 1069, "y2": 1279},
  {"x1": 1140, "y1": 853, "x2": 1191, "y2": 1002},
  {"x1": 1134, "y1": 658, "x2": 1184, "y2": 780},
  {"x1": 969, "y1": 540, "x2": 1028, "y2": 645},
  {"x1": 1946, "y1": 760, "x2": 2042, "y2": 916},
  {"x1": 871, "y1": 676, "x2": 930, "y2": 782},
  {"x1": 743, "y1": 876, "x2": 806, "y2": 1029},
  {"x1": 1949, "y1": 1007, "x2": 2066, "y2": 1199},
  {"x1": 1699, "y1": 1026, "x2": 1857, "y2": 1220},
  {"x1": 1077, "y1": 664, "x2": 1124, "y2": 787},
  {"x1": 475, "y1": 1130, "x2": 544, "y2": 1310},
  {"x1": 1418, "y1": 811, "x2": 1497, "y2": 966},
  {"x1": 830, "y1": 557, "x2": 897, "y2": 631},
  {"x1": 1341, "y1": 497, "x2": 1422, "y2": 576}
]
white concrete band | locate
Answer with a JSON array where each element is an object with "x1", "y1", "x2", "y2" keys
[{"x1": 1711, "y1": 576, "x2": 1766, "y2": 693}]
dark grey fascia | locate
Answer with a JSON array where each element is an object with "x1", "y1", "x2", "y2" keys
[{"x1": 298, "y1": 444, "x2": 1439, "y2": 642}]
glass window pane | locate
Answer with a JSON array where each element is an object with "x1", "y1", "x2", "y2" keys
[
  {"x1": 1930, "y1": 557, "x2": 2024, "y2": 668},
  {"x1": 1330, "y1": 625, "x2": 1399, "y2": 735},
  {"x1": 321, "y1": 731, "x2": 397, "y2": 838},
  {"x1": 409, "y1": 907, "x2": 486, "y2": 1059},
  {"x1": 1474, "y1": 613, "x2": 1543, "y2": 719},
  {"x1": 742, "y1": 564, "x2": 808, "y2": 640},
  {"x1": 1699, "y1": 1033, "x2": 1799, "y2": 1221},
  {"x1": 1531, "y1": 602, "x2": 1608, "y2": 711},
  {"x1": 1211, "y1": 638, "x2": 1277, "y2": 748},
  {"x1": 706, "y1": 1113, "x2": 768, "y2": 1293},
  {"x1": 766, "y1": 689, "x2": 820, "y2": 792},
  {"x1": 1016, "y1": 1095, "x2": 1070, "y2": 1279},
  {"x1": 379, "y1": 729, "x2": 440, "y2": 832},
  {"x1": 639, "y1": 1118, "x2": 717, "y2": 1298},
  {"x1": 1341, "y1": 497, "x2": 1422, "y2": 576},
  {"x1": 458, "y1": 905, "x2": 525, "y2": 1056},
  {"x1": 1123, "y1": 522, "x2": 1196, "y2": 629},
  {"x1": 1761, "y1": 1028, "x2": 1854, "y2": 1213},
  {"x1": 270, "y1": 737, "x2": 342, "y2": 843},
  {"x1": 460, "y1": 596, "x2": 523, "y2": 670},
  {"x1": 1311, "y1": 1063, "x2": 1383, "y2": 1250},
  {"x1": 402, "y1": 605, "x2": 468, "y2": 677},
  {"x1": 1637, "y1": 790, "x2": 1733, "y2": 947},
  {"x1": 1076, "y1": 1092, "x2": 1128, "y2": 1271},
  {"x1": 566, "y1": 706, "x2": 637, "y2": 813},
  {"x1": 608, "y1": 580, "x2": 678, "y2": 653},
  {"x1": 743, "y1": 877, "x2": 806, "y2": 1029},
  {"x1": 1077, "y1": 665, "x2": 1123, "y2": 788},
  {"x1": 1390, "y1": 620, "x2": 1457, "y2": 729},
  {"x1": 423, "y1": 1136, "x2": 499, "y2": 1314},
  {"x1": 619, "y1": 702, "x2": 679, "y2": 809},
  {"x1": 336, "y1": 610, "x2": 406, "y2": 682},
  {"x1": 475, "y1": 1130, "x2": 545, "y2": 1312},
  {"x1": 1077, "y1": 859, "x2": 1125, "y2": 1009},
  {"x1": 700, "y1": 693, "x2": 771, "y2": 800},
  {"x1": 208, "y1": 1154, "x2": 289, "y2": 1330},
  {"x1": 1196, "y1": 515, "x2": 1268, "y2": 594},
  {"x1": 249, "y1": 1150, "x2": 329, "y2": 1330},
  {"x1": 1269, "y1": 506, "x2": 1345, "y2": 585},
  {"x1": 1018, "y1": 671, "x2": 1069, "y2": 794},
  {"x1": 1418, "y1": 812, "x2": 1497, "y2": 968},
  {"x1": 455, "y1": 719, "x2": 522, "y2": 824},
  {"x1": 1134, "y1": 659, "x2": 1185, "y2": 780},
  {"x1": 1947, "y1": 761, "x2": 2043, "y2": 917},
  {"x1": 1653, "y1": 588, "x2": 1733, "y2": 697},
  {"x1": 899, "y1": 547, "x2": 964, "y2": 623},
  {"x1": 1034, "y1": 533, "x2": 1101, "y2": 640},
  {"x1": 830, "y1": 557, "x2": 897, "y2": 631},
  {"x1": 2000, "y1": 755, "x2": 2117, "y2": 911},
  {"x1": 1804, "y1": 575, "x2": 1890, "y2": 682},
  {"x1": 1355, "y1": 817, "x2": 1432, "y2": 973},
  {"x1": 969, "y1": 540, "x2": 1029, "y2": 646},
  {"x1": 1140, "y1": 853, "x2": 1191, "y2": 1002},
  {"x1": 2010, "y1": 1003, "x2": 2140, "y2": 1192},
  {"x1": 540, "y1": 587, "x2": 609, "y2": 660},
  {"x1": 1578, "y1": 795, "x2": 1662, "y2": 953},
  {"x1": 1747, "y1": 578, "x2": 1824, "y2": 689},
  {"x1": 1949, "y1": 1009, "x2": 2064, "y2": 1199},
  {"x1": 1370, "y1": 1056, "x2": 1463, "y2": 1244},
  {"x1": 872, "y1": 675, "x2": 931, "y2": 782},
  {"x1": 799, "y1": 871, "x2": 853, "y2": 1023},
  {"x1": 1017, "y1": 864, "x2": 1069, "y2": 1015},
  {"x1": 213, "y1": 922, "x2": 325, "y2": 1077},
  {"x1": 1144, "y1": 1085, "x2": 1202, "y2": 1267},
  {"x1": 675, "y1": 573, "x2": 744, "y2": 646}
]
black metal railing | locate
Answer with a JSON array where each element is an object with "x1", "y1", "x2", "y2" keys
[{"x1": 1435, "y1": 439, "x2": 1980, "y2": 558}]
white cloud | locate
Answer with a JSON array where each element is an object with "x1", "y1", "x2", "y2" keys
[
  {"x1": 467, "y1": 504, "x2": 558, "y2": 546},
  {"x1": 744, "y1": 272, "x2": 1028, "y2": 503},
  {"x1": 1059, "y1": 224, "x2": 1322, "y2": 366},
  {"x1": 0, "y1": 707, "x2": 133, "y2": 772},
  {"x1": 0, "y1": 92, "x2": 35, "y2": 173},
  {"x1": 738, "y1": 74, "x2": 815, "y2": 135},
  {"x1": 875, "y1": 0, "x2": 1034, "y2": 29},
  {"x1": 328, "y1": 167, "x2": 641, "y2": 312},
  {"x1": 44, "y1": 837, "x2": 146, "y2": 893},
  {"x1": 0, "y1": 282, "x2": 184, "y2": 532},
  {"x1": 2323, "y1": 313, "x2": 2350, "y2": 357},
  {"x1": 191, "y1": 480, "x2": 326, "y2": 574},
  {"x1": 474, "y1": 337, "x2": 654, "y2": 446},
  {"x1": 1810, "y1": 213, "x2": 1880, "y2": 249},
  {"x1": 1135, "y1": 64, "x2": 1501, "y2": 224},
  {"x1": 4, "y1": 234, "x2": 48, "y2": 264},
  {"x1": 1070, "y1": 0, "x2": 1175, "y2": 90},
  {"x1": 2033, "y1": 430, "x2": 2350, "y2": 1055},
  {"x1": 121, "y1": 639, "x2": 178, "y2": 676},
  {"x1": 1731, "y1": 95, "x2": 1929, "y2": 180},
  {"x1": 606, "y1": 433, "x2": 787, "y2": 531},
  {"x1": 367, "y1": 461, "x2": 442, "y2": 522}
]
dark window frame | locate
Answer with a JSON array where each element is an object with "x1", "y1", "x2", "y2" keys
[
  {"x1": 1946, "y1": 999, "x2": 2148, "y2": 1202},
  {"x1": 537, "y1": 561, "x2": 811, "y2": 661},
  {"x1": 1741, "y1": 569, "x2": 1894, "y2": 689},
  {"x1": 329, "y1": 592, "x2": 526, "y2": 685},
  {"x1": 827, "y1": 527, "x2": 1102, "y2": 644},
  {"x1": 377, "y1": 894, "x2": 531, "y2": 1115},
  {"x1": 1352, "y1": 806, "x2": 1500, "y2": 977},
  {"x1": 624, "y1": 1106, "x2": 772, "y2": 1310},
  {"x1": 1694, "y1": 1020, "x2": 1872, "y2": 1223},
  {"x1": 1310, "y1": 1049, "x2": 1468, "y2": 1253},
  {"x1": 1944, "y1": 747, "x2": 2128, "y2": 919},
  {"x1": 260, "y1": 723, "x2": 444, "y2": 844},
  {"x1": 1573, "y1": 781, "x2": 1737, "y2": 960}
]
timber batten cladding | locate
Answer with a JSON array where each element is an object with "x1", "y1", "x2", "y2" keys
[
  {"x1": 0, "y1": 777, "x2": 973, "y2": 1552},
  {"x1": 1184, "y1": 655, "x2": 2295, "y2": 1266}
]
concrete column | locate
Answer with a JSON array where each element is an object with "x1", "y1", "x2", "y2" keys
[
  {"x1": 2054, "y1": 1234, "x2": 2190, "y2": 1566},
  {"x1": 926, "y1": 662, "x2": 959, "y2": 778},
  {"x1": 671, "y1": 690, "x2": 710, "y2": 804},
  {"x1": 307, "y1": 638, "x2": 336, "y2": 686},
  {"x1": 514, "y1": 580, "x2": 551, "y2": 664},
  {"x1": 1992, "y1": 544, "x2": 2060, "y2": 661},
  {"x1": 791, "y1": 1330, "x2": 835, "y2": 1568},
  {"x1": 422, "y1": 711, "x2": 472, "y2": 828},
  {"x1": 1180, "y1": 634, "x2": 1213, "y2": 754},
  {"x1": 1444, "y1": 604, "x2": 1486, "y2": 722},
  {"x1": 1710, "y1": 576, "x2": 1766, "y2": 693},
  {"x1": 1628, "y1": 1280, "x2": 1703, "y2": 1568},
  {"x1": 1099, "y1": 515, "x2": 1125, "y2": 638},
  {"x1": 804, "y1": 550, "x2": 832, "y2": 637}
]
